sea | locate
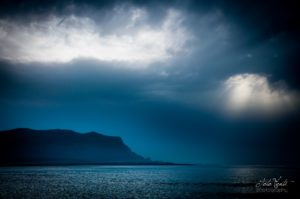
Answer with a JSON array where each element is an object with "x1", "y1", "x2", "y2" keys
[{"x1": 0, "y1": 165, "x2": 298, "y2": 199}]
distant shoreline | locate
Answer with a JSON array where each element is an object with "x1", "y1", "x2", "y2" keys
[
  {"x1": 1, "y1": 164, "x2": 298, "y2": 168},
  {"x1": 0, "y1": 162, "x2": 194, "y2": 167}
]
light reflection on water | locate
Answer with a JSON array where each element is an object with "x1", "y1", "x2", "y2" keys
[{"x1": 0, "y1": 166, "x2": 298, "y2": 198}]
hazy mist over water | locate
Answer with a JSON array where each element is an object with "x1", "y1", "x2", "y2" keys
[
  {"x1": 0, "y1": 166, "x2": 298, "y2": 199},
  {"x1": 0, "y1": 0, "x2": 299, "y2": 198}
]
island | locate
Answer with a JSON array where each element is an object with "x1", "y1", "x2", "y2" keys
[{"x1": 0, "y1": 128, "x2": 177, "y2": 166}]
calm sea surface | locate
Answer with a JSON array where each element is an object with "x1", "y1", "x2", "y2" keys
[{"x1": 0, "y1": 165, "x2": 298, "y2": 199}]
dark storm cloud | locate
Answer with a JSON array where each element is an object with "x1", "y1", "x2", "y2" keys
[
  {"x1": 2, "y1": 0, "x2": 299, "y2": 39},
  {"x1": 0, "y1": 0, "x2": 300, "y2": 164}
]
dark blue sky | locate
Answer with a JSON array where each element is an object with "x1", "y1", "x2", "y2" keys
[{"x1": 0, "y1": 0, "x2": 299, "y2": 165}]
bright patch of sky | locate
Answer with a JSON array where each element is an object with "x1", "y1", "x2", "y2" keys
[{"x1": 0, "y1": 8, "x2": 192, "y2": 67}]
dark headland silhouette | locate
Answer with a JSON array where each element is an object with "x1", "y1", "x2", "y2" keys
[{"x1": 0, "y1": 128, "x2": 177, "y2": 166}]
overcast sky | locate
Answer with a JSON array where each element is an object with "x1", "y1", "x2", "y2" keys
[{"x1": 0, "y1": 0, "x2": 299, "y2": 165}]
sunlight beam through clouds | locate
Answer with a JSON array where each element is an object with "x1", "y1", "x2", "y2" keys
[
  {"x1": 221, "y1": 73, "x2": 299, "y2": 116},
  {"x1": 0, "y1": 8, "x2": 191, "y2": 67}
]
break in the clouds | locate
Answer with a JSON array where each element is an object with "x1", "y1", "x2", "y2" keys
[
  {"x1": 221, "y1": 73, "x2": 299, "y2": 116},
  {"x1": 0, "y1": 7, "x2": 191, "y2": 66},
  {"x1": 0, "y1": 0, "x2": 300, "y2": 165}
]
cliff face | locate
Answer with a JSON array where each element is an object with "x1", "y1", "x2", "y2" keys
[{"x1": 0, "y1": 128, "x2": 150, "y2": 165}]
